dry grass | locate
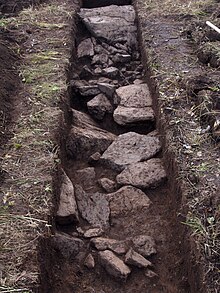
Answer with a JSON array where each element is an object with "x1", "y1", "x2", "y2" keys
[{"x1": 0, "y1": 0, "x2": 76, "y2": 291}]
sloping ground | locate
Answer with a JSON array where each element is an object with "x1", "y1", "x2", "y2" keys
[
  {"x1": 136, "y1": 0, "x2": 220, "y2": 292},
  {"x1": 0, "y1": 0, "x2": 78, "y2": 291}
]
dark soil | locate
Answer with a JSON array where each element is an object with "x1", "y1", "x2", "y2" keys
[{"x1": 0, "y1": 0, "x2": 45, "y2": 14}]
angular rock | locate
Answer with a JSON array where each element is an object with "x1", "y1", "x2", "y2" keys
[
  {"x1": 113, "y1": 106, "x2": 155, "y2": 125},
  {"x1": 125, "y1": 248, "x2": 152, "y2": 268},
  {"x1": 115, "y1": 84, "x2": 152, "y2": 107},
  {"x1": 89, "y1": 152, "x2": 101, "y2": 164},
  {"x1": 84, "y1": 253, "x2": 95, "y2": 269},
  {"x1": 84, "y1": 227, "x2": 104, "y2": 238},
  {"x1": 145, "y1": 269, "x2": 158, "y2": 279},
  {"x1": 112, "y1": 53, "x2": 131, "y2": 63},
  {"x1": 51, "y1": 233, "x2": 84, "y2": 259},
  {"x1": 75, "y1": 185, "x2": 110, "y2": 227},
  {"x1": 76, "y1": 167, "x2": 96, "y2": 190},
  {"x1": 91, "y1": 237, "x2": 128, "y2": 254},
  {"x1": 99, "y1": 250, "x2": 131, "y2": 279},
  {"x1": 98, "y1": 83, "x2": 115, "y2": 99},
  {"x1": 71, "y1": 80, "x2": 100, "y2": 96},
  {"x1": 116, "y1": 159, "x2": 167, "y2": 189},
  {"x1": 92, "y1": 53, "x2": 108, "y2": 65},
  {"x1": 103, "y1": 67, "x2": 119, "y2": 78},
  {"x1": 100, "y1": 132, "x2": 161, "y2": 171},
  {"x1": 87, "y1": 93, "x2": 113, "y2": 120},
  {"x1": 77, "y1": 38, "x2": 94, "y2": 58},
  {"x1": 99, "y1": 178, "x2": 116, "y2": 193},
  {"x1": 56, "y1": 170, "x2": 79, "y2": 225},
  {"x1": 132, "y1": 235, "x2": 156, "y2": 257},
  {"x1": 107, "y1": 186, "x2": 151, "y2": 217},
  {"x1": 79, "y1": 5, "x2": 136, "y2": 44},
  {"x1": 66, "y1": 110, "x2": 116, "y2": 159}
]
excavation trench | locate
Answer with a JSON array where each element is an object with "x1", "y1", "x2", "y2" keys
[{"x1": 39, "y1": 1, "x2": 192, "y2": 292}]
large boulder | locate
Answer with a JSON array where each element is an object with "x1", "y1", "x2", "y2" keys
[
  {"x1": 100, "y1": 132, "x2": 161, "y2": 171},
  {"x1": 56, "y1": 170, "x2": 79, "y2": 225},
  {"x1": 51, "y1": 233, "x2": 84, "y2": 259},
  {"x1": 113, "y1": 106, "x2": 155, "y2": 126},
  {"x1": 79, "y1": 5, "x2": 136, "y2": 45},
  {"x1": 87, "y1": 93, "x2": 113, "y2": 120},
  {"x1": 66, "y1": 109, "x2": 116, "y2": 159},
  {"x1": 75, "y1": 185, "x2": 110, "y2": 227},
  {"x1": 116, "y1": 158, "x2": 167, "y2": 189},
  {"x1": 107, "y1": 185, "x2": 151, "y2": 217}
]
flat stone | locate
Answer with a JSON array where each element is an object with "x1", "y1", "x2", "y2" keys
[
  {"x1": 91, "y1": 237, "x2": 128, "y2": 254},
  {"x1": 113, "y1": 106, "x2": 155, "y2": 125},
  {"x1": 76, "y1": 167, "x2": 96, "y2": 190},
  {"x1": 115, "y1": 84, "x2": 152, "y2": 107},
  {"x1": 107, "y1": 186, "x2": 151, "y2": 217},
  {"x1": 100, "y1": 132, "x2": 161, "y2": 171},
  {"x1": 116, "y1": 159, "x2": 167, "y2": 189},
  {"x1": 98, "y1": 83, "x2": 116, "y2": 99},
  {"x1": 133, "y1": 79, "x2": 144, "y2": 84},
  {"x1": 132, "y1": 235, "x2": 156, "y2": 257},
  {"x1": 66, "y1": 110, "x2": 116, "y2": 159},
  {"x1": 87, "y1": 93, "x2": 113, "y2": 120},
  {"x1": 79, "y1": 5, "x2": 136, "y2": 44},
  {"x1": 98, "y1": 250, "x2": 131, "y2": 279},
  {"x1": 56, "y1": 170, "x2": 79, "y2": 225},
  {"x1": 103, "y1": 67, "x2": 119, "y2": 78},
  {"x1": 125, "y1": 248, "x2": 152, "y2": 268},
  {"x1": 112, "y1": 53, "x2": 131, "y2": 63},
  {"x1": 51, "y1": 233, "x2": 84, "y2": 259},
  {"x1": 99, "y1": 178, "x2": 117, "y2": 193},
  {"x1": 77, "y1": 38, "x2": 94, "y2": 58},
  {"x1": 71, "y1": 80, "x2": 100, "y2": 96},
  {"x1": 84, "y1": 253, "x2": 95, "y2": 269},
  {"x1": 75, "y1": 185, "x2": 110, "y2": 227},
  {"x1": 84, "y1": 228, "x2": 104, "y2": 238}
]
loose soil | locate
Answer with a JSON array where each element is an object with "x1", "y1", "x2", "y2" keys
[{"x1": 0, "y1": 0, "x2": 219, "y2": 293}]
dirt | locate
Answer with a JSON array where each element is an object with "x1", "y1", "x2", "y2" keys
[{"x1": 0, "y1": 0, "x2": 219, "y2": 293}]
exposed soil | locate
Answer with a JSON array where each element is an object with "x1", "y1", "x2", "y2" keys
[{"x1": 0, "y1": 0, "x2": 219, "y2": 293}]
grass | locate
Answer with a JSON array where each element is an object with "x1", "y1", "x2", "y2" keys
[{"x1": 0, "y1": 0, "x2": 75, "y2": 290}]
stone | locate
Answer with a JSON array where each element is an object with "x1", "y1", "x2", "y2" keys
[
  {"x1": 103, "y1": 67, "x2": 119, "y2": 78},
  {"x1": 113, "y1": 106, "x2": 155, "y2": 125},
  {"x1": 84, "y1": 228, "x2": 104, "y2": 238},
  {"x1": 79, "y1": 5, "x2": 136, "y2": 44},
  {"x1": 80, "y1": 65, "x2": 93, "y2": 78},
  {"x1": 99, "y1": 178, "x2": 116, "y2": 193},
  {"x1": 133, "y1": 79, "x2": 144, "y2": 84},
  {"x1": 132, "y1": 235, "x2": 156, "y2": 257},
  {"x1": 71, "y1": 80, "x2": 100, "y2": 96},
  {"x1": 56, "y1": 170, "x2": 79, "y2": 225},
  {"x1": 76, "y1": 167, "x2": 96, "y2": 190},
  {"x1": 75, "y1": 185, "x2": 110, "y2": 227},
  {"x1": 98, "y1": 250, "x2": 131, "y2": 279},
  {"x1": 92, "y1": 53, "x2": 109, "y2": 65},
  {"x1": 77, "y1": 38, "x2": 94, "y2": 58},
  {"x1": 145, "y1": 269, "x2": 158, "y2": 279},
  {"x1": 116, "y1": 159, "x2": 167, "y2": 189},
  {"x1": 125, "y1": 248, "x2": 152, "y2": 268},
  {"x1": 94, "y1": 67, "x2": 102, "y2": 75},
  {"x1": 87, "y1": 94, "x2": 113, "y2": 120},
  {"x1": 98, "y1": 83, "x2": 115, "y2": 99},
  {"x1": 66, "y1": 110, "x2": 115, "y2": 159},
  {"x1": 84, "y1": 254, "x2": 95, "y2": 269},
  {"x1": 51, "y1": 233, "x2": 84, "y2": 259},
  {"x1": 112, "y1": 53, "x2": 131, "y2": 63},
  {"x1": 91, "y1": 237, "x2": 128, "y2": 255},
  {"x1": 89, "y1": 152, "x2": 101, "y2": 163},
  {"x1": 115, "y1": 84, "x2": 152, "y2": 107},
  {"x1": 100, "y1": 132, "x2": 161, "y2": 171},
  {"x1": 107, "y1": 186, "x2": 151, "y2": 217}
]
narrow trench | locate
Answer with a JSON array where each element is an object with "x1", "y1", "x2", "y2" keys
[{"x1": 39, "y1": 1, "x2": 191, "y2": 292}]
